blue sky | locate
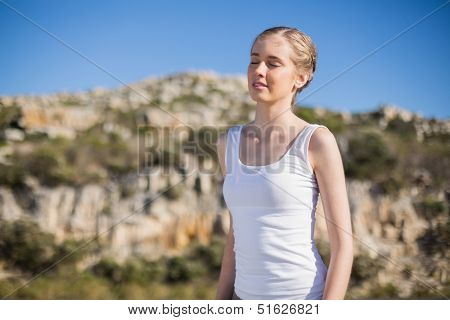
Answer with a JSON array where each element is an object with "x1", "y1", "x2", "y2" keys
[{"x1": 1, "y1": 0, "x2": 449, "y2": 119}]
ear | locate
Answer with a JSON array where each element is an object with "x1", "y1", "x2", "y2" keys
[{"x1": 294, "y1": 73, "x2": 308, "y2": 90}]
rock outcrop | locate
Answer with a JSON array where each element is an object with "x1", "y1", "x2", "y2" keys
[{"x1": 0, "y1": 71, "x2": 448, "y2": 298}]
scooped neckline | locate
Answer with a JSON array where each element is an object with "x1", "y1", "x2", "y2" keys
[{"x1": 237, "y1": 123, "x2": 313, "y2": 168}]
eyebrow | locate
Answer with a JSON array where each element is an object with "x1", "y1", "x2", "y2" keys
[{"x1": 250, "y1": 53, "x2": 283, "y2": 61}]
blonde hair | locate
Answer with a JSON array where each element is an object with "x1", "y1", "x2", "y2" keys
[{"x1": 250, "y1": 26, "x2": 317, "y2": 106}]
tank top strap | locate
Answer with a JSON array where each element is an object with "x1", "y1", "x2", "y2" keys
[
  {"x1": 291, "y1": 124, "x2": 328, "y2": 174},
  {"x1": 225, "y1": 124, "x2": 241, "y2": 174}
]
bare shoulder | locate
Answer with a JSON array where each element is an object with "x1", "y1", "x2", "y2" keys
[{"x1": 309, "y1": 126, "x2": 339, "y2": 172}]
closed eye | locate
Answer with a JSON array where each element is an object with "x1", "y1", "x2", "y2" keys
[{"x1": 250, "y1": 62, "x2": 279, "y2": 67}]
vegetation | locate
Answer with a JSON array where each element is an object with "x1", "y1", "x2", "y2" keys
[
  {"x1": 416, "y1": 219, "x2": 449, "y2": 257},
  {"x1": 60, "y1": 95, "x2": 83, "y2": 106},
  {"x1": 0, "y1": 104, "x2": 22, "y2": 131},
  {"x1": 0, "y1": 218, "x2": 446, "y2": 299},
  {"x1": 0, "y1": 219, "x2": 91, "y2": 275},
  {"x1": 419, "y1": 132, "x2": 450, "y2": 190},
  {"x1": 414, "y1": 196, "x2": 448, "y2": 221},
  {"x1": 0, "y1": 75, "x2": 448, "y2": 299},
  {"x1": 365, "y1": 282, "x2": 399, "y2": 299},
  {"x1": 168, "y1": 94, "x2": 207, "y2": 112},
  {"x1": 0, "y1": 219, "x2": 224, "y2": 299},
  {"x1": 386, "y1": 115, "x2": 417, "y2": 140},
  {"x1": 0, "y1": 104, "x2": 22, "y2": 146},
  {"x1": 294, "y1": 105, "x2": 346, "y2": 133},
  {"x1": 0, "y1": 125, "x2": 136, "y2": 187},
  {"x1": 408, "y1": 281, "x2": 450, "y2": 300},
  {"x1": 344, "y1": 131, "x2": 397, "y2": 181},
  {"x1": 350, "y1": 252, "x2": 384, "y2": 284},
  {"x1": 1, "y1": 95, "x2": 448, "y2": 195}
]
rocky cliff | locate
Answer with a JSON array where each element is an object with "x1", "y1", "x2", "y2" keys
[{"x1": 0, "y1": 71, "x2": 448, "y2": 298}]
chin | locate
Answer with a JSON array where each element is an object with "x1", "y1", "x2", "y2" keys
[{"x1": 250, "y1": 95, "x2": 270, "y2": 104}]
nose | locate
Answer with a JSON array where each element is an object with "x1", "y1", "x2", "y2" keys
[
  {"x1": 254, "y1": 61, "x2": 267, "y2": 75},
  {"x1": 251, "y1": 61, "x2": 267, "y2": 80}
]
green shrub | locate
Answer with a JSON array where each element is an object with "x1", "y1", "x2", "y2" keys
[
  {"x1": 351, "y1": 253, "x2": 384, "y2": 284},
  {"x1": 121, "y1": 257, "x2": 166, "y2": 283},
  {"x1": 138, "y1": 259, "x2": 166, "y2": 282},
  {"x1": 52, "y1": 238, "x2": 92, "y2": 267},
  {"x1": 23, "y1": 139, "x2": 77, "y2": 187},
  {"x1": 293, "y1": 106, "x2": 317, "y2": 123},
  {"x1": 170, "y1": 94, "x2": 207, "y2": 108},
  {"x1": 60, "y1": 95, "x2": 83, "y2": 106},
  {"x1": 293, "y1": 106, "x2": 346, "y2": 133},
  {"x1": 0, "y1": 125, "x2": 136, "y2": 188},
  {"x1": 414, "y1": 196, "x2": 448, "y2": 220},
  {"x1": 419, "y1": 134, "x2": 450, "y2": 191},
  {"x1": 386, "y1": 115, "x2": 416, "y2": 140},
  {"x1": 401, "y1": 264, "x2": 413, "y2": 279},
  {"x1": 91, "y1": 256, "x2": 168, "y2": 284},
  {"x1": 0, "y1": 219, "x2": 56, "y2": 274},
  {"x1": 377, "y1": 175, "x2": 405, "y2": 196},
  {"x1": 0, "y1": 163, "x2": 26, "y2": 188},
  {"x1": 344, "y1": 131, "x2": 397, "y2": 181},
  {"x1": 74, "y1": 126, "x2": 136, "y2": 176},
  {"x1": 189, "y1": 235, "x2": 225, "y2": 273},
  {"x1": 367, "y1": 282, "x2": 399, "y2": 299},
  {"x1": 416, "y1": 220, "x2": 449, "y2": 256},
  {"x1": 0, "y1": 105, "x2": 22, "y2": 130},
  {"x1": 165, "y1": 256, "x2": 197, "y2": 282},
  {"x1": 91, "y1": 258, "x2": 123, "y2": 283},
  {"x1": 408, "y1": 281, "x2": 450, "y2": 299},
  {"x1": 3, "y1": 271, "x2": 115, "y2": 299},
  {"x1": 1, "y1": 136, "x2": 79, "y2": 187},
  {"x1": 0, "y1": 219, "x2": 90, "y2": 276}
]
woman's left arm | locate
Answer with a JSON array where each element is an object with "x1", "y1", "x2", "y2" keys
[{"x1": 309, "y1": 127, "x2": 354, "y2": 300}]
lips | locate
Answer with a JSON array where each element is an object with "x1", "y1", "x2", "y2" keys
[{"x1": 253, "y1": 81, "x2": 268, "y2": 88}]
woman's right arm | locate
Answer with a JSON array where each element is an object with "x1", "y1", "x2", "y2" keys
[{"x1": 215, "y1": 130, "x2": 236, "y2": 300}]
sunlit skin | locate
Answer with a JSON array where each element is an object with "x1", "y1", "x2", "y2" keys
[
  {"x1": 248, "y1": 36, "x2": 306, "y2": 108},
  {"x1": 215, "y1": 34, "x2": 353, "y2": 300},
  {"x1": 242, "y1": 34, "x2": 311, "y2": 165},
  {"x1": 247, "y1": 35, "x2": 308, "y2": 131}
]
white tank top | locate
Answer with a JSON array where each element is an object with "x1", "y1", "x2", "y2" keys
[{"x1": 222, "y1": 123, "x2": 329, "y2": 300}]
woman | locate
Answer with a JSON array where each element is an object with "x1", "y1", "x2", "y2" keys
[{"x1": 215, "y1": 26, "x2": 353, "y2": 300}]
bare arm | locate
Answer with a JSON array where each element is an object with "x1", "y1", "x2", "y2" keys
[
  {"x1": 215, "y1": 130, "x2": 236, "y2": 300},
  {"x1": 310, "y1": 128, "x2": 354, "y2": 300},
  {"x1": 215, "y1": 212, "x2": 236, "y2": 299}
]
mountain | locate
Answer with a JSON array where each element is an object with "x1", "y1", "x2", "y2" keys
[{"x1": 0, "y1": 70, "x2": 448, "y2": 299}]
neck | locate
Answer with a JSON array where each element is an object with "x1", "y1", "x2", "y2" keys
[{"x1": 252, "y1": 99, "x2": 297, "y2": 128}]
